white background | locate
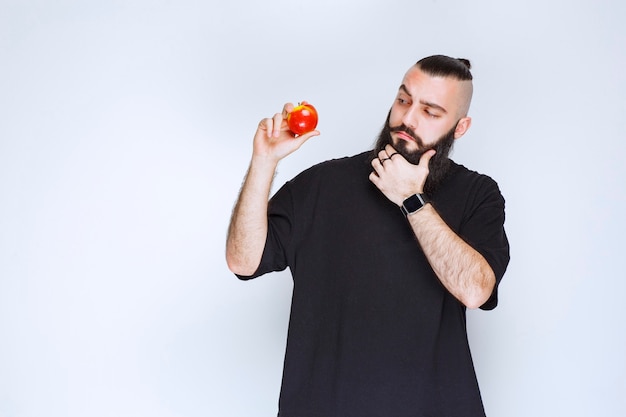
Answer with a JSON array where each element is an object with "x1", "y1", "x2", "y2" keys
[{"x1": 1, "y1": 0, "x2": 625, "y2": 416}]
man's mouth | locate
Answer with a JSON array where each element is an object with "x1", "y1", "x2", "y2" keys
[{"x1": 393, "y1": 130, "x2": 416, "y2": 143}]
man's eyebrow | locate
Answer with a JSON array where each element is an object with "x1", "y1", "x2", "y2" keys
[
  {"x1": 398, "y1": 84, "x2": 448, "y2": 114},
  {"x1": 419, "y1": 100, "x2": 448, "y2": 114}
]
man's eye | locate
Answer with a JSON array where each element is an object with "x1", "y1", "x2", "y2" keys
[
  {"x1": 397, "y1": 98, "x2": 409, "y2": 105},
  {"x1": 425, "y1": 109, "x2": 440, "y2": 118}
]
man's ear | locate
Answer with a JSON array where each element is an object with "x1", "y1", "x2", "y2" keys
[{"x1": 454, "y1": 117, "x2": 472, "y2": 139}]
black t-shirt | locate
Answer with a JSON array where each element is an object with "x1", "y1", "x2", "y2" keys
[{"x1": 239, "y1": 151, "x2": 510, "y2": 417}]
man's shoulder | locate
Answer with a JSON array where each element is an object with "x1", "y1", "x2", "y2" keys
[
  {"x1": 444, "y1": 160, "x2": 505, "y2": 205},
  {"x1": 448, "y1": 160, "x2": 501, "y2": 189},
  {"x1": 270, "y1": 150, "x2": 372, "y2": 206},
  {"x1": 291, "y1": 151, "x2": 372, "y2": 181},
  {"x1": 309, "y1": 150, "x2": 371, "y2": 170}
]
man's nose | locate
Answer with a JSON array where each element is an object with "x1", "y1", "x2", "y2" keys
[{"x1": 401, "y1": 105, "x2": 418, "y2": 129}]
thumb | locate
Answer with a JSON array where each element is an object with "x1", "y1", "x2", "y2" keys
[
  {"x1": 419, "y1": 149, "x2": 436, "y2": 167},
  {"x1": 293, "y1": 129, "x2": 320, "y2": 146}
]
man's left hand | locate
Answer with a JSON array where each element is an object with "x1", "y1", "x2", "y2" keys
[{"x1": 369, "y1": 144, "x2": 436, "y2": 206}]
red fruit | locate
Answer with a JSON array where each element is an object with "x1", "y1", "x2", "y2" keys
[{"x1": 287, "y1": 102, "x2": 318, "y2": 135}]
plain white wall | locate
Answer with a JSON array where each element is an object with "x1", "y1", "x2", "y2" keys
[{"x1": 1, "y1": 0, "x2": 625, "y2": 416}]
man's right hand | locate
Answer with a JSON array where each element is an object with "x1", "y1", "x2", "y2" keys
[
  {"x1": 252, "y1": 102, "x2": 320, "y2": 163},
  {"x1": 226, "y1": 103, "x2": 320, "y2": 276}
]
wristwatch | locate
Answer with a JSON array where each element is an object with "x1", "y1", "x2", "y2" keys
[{"x1": 401, "y1": 193, "x2": 429, "y2": 217}]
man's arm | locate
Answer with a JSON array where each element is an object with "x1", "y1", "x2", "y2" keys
[
  {"x1": 369, "y1": 144, "x2": 495, "y2": 309},
  {"x1": 226, "y1": 104, "x2": 319, "y2": 276},
  {"x1": 226, "y1": 156, "x2": 279, "y2": 276},
  {"x1": 404, "y1": 204, "x2": 495, "y2": 309}
]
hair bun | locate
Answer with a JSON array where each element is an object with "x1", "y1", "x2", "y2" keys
[{"x1": 457, "y1": 58, "x2": 471, "y2": 69}]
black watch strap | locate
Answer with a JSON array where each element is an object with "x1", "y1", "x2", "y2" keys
[{"x1": 401, "y1": 193, "x2": 429, "y2": 217}]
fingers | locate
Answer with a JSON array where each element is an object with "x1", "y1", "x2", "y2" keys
[
  {"x1": 377, "y1": 150, "x2": 390, "y2": 164},
  {"x1": 368, "y1": 170, "x2": 381, "y2": 186},
  {"x1": 372, "y1": 152, "x2": 385, "y2": 170},
  {"x1": 259, "y1": 103, "x2": 295, "y2": 139},
  {"x1": 282, "y1": 102, "x2": 295, "y2": 119},
  {"x1": 279, "y1": 102, "x2": 296, "y2": 134},
  {"x1": 384, "y1": 144, "x2": 399, "y2": 159},
  {"x1": 271, "y1": 113, "x2": 283, "y2": 138},
  {"x1": 375, "y1": 145, "x2": 401, "y2": 168},
  {"x1": 258, "y1": 115, "x2": 282, "y2": 139},
  {"x1": 378, "y1": 145, "x2": 402, "y2": 165},
  {"x1": 258, "y1": 117, "x2": 274, "y2": 138}
]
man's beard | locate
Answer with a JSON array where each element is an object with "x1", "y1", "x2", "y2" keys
[{"x1": 371, "y1": 111, "x2": 457, "y2": 195}]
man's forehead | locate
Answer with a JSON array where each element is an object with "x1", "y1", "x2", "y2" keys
[
  {"x1": 401, "y1": 66, "x2": 461, "y2": 92},
  {"x1": 399, "y1": 67, "x2": 470, "y2": 111}
]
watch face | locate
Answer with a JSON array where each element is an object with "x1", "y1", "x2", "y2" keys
[{"x1": 403, "y1": 194, "x2": 425, "y2": 213}]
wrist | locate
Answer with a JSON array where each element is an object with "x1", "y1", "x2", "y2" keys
[
  {"x1": 250, "y1": 154, "x2": 280, "y2": 170},
  {"x1": 400, "y1": 193, "x2": 430, "y2": 217}
]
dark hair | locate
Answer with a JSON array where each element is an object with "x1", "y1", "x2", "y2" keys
[{"x1": 416, "y1": 55, "x2": 473, "y2": 81}]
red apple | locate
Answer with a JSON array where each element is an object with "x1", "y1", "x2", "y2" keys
[{"x1": 287, "y1": 102, "x2": 318, "y2": 135}]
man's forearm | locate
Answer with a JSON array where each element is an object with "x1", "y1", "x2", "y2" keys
[
  {"x1": 407, "y1": 204, "x2": 495, "y2": 309},
  {"x1": 226, "y1": 156, "x2": 279, "y2": 276}
]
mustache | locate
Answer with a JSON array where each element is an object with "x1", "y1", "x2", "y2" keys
[{"x1": 389, "y1": 124, "x2": 421, "y2": 145}]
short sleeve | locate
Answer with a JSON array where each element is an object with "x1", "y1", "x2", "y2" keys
[
  {"x1": 459, "y1": 178, "x2": 510, "y2": 310},
  {"x1": 235, "y1": 182, "x2": 294, "y2": 280}
]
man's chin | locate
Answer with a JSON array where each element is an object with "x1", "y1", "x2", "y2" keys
[
  {"x1": 391, "y1": 135, "x2": 419, "y2": 152},
  {"x1": 388, "y1": 137, "x2": 420, "y2": 163},
  {"x1": 397, "y1": 147, "x2": 425, "y2": 165}
]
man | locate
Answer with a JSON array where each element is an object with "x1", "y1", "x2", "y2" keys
[{"x1": 226, "y1": 55, "x2": 510, "y2": 417}]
